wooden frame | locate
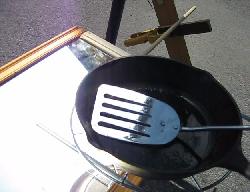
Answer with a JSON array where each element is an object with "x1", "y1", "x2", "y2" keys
[
  {"x1": 108, "y1": 174, "x2": 143, "y2": 192},
  {"x1": 0, "y1": 26, "x2": 85, "y2": 84}
]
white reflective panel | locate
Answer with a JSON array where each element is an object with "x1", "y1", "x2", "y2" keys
[{"x1": 0, "y1": 47, "x2": 89, "y2": 192}]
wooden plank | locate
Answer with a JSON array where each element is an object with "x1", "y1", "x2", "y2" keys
[
  {"x1": 108, "y1": 2, "x2": 192, "y2": 191},
  {"x1": 152, "y1": 0, "x2": 191, "y2": 64},
  {"x1": 81, "y1": 31, "x2": 130, "y2": 58},
  {"x1": 0, "y1": 26, "x2": 85, "y2": 84},
  {"x1": 108, "y1": 173, "x2": 143, "y2": 192}
]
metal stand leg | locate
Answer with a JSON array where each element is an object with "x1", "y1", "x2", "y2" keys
[{"x1": 105, "y1": 0, "x2": 126, "y2": 44}]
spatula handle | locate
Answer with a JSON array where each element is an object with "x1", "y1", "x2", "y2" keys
[{"x1": 182, "y1": 125, "x2": 250, "y2": 131}]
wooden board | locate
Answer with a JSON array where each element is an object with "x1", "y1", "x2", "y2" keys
[{"x1": 108, "y1": 174, "x2": 143, "y2": 192}]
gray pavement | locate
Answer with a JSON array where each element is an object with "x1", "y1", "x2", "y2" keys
[{"x1": 0, "y1": 0, "x2": 249, "y2": 191}]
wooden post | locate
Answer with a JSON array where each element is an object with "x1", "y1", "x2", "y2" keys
[{"x1": 152, "y1": 0, "x2": 192, "y2": 64}]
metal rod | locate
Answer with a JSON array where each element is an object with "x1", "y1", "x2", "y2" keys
[
  {"x1": 182, "y1": 125, "x2": 250, "y2": 131},
  {"x1": 78, "y1": 149, "x2": 144, "y2": 192},
  {"x1": 69, "y1": 107, "x2": 144, "y2": 192},
  {"x1": 241, "y1": 113, "x2": 250, "y2": 122},
  {"x1": 142, "y1": 6, "x2": 197, "y2": 55},
  {"x1": 191, "y1": 175, "x2": 203, "y2": 192},
  {"x1": 201, "y1": 171, "x2": 232, "y2": 191},
  {"x1": 36, "y1": 123, "x2": 78, "y2": 153}
]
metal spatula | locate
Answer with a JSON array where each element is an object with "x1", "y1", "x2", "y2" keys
[{"x1": 91, "y1": 84, "x2": 250, "y2": 145}]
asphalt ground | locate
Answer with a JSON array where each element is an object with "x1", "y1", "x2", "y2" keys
[{"x1": 0, "y1": 0, "x2": 249, "y2": 191}]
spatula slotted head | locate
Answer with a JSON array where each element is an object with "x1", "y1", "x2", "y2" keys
[{"x1": 91, "y1": 84, "x2": 181, "y2": 145}]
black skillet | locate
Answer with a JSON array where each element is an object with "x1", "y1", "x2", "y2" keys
[{"x1": 76, "y1": 56, "x2": 250, "y2": 180}]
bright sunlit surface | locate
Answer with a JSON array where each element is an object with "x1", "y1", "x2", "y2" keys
[{"x1": 0, "y1": 46, "x2": 91, "y2": 192}]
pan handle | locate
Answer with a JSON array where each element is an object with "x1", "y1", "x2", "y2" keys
[{"x1": 220, "y1": 143, "x2": 250, "y2": 180}]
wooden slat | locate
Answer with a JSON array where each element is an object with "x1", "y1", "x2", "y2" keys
[
  {"x1": 152, "y1": 0, "x2": 191, "y2": 64},
  {"x1": 108, "y1": 173, "x2": 143, "y2": 192},
  {"x1": 0, "y1": 26, "x2": 85, "y2": 84}
]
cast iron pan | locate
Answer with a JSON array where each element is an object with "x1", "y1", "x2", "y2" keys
[{"x1": 76, "y1": 56, "x2": 250, "y2": 180}]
